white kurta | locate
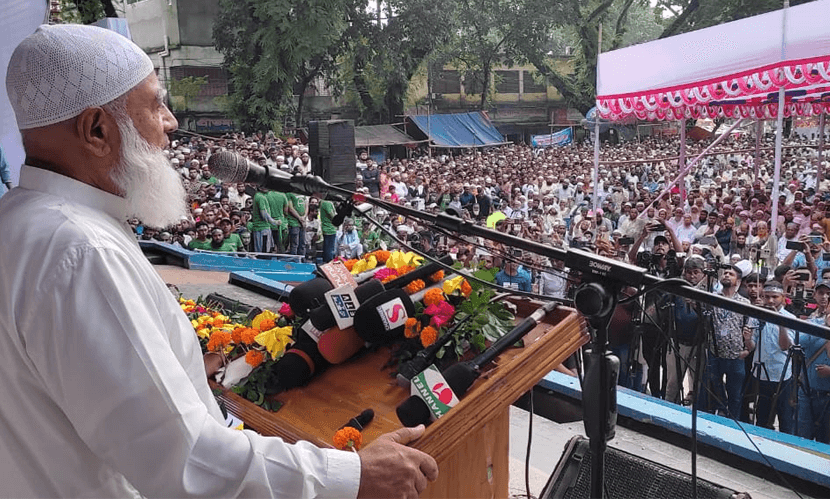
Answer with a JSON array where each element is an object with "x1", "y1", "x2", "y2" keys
[{"x1": 0, "y1": 165, "x2": 360, "y2": 498}]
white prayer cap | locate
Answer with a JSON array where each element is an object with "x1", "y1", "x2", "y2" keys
[{"x1": 6, "y1": 24, "x2": 154, "y2": 130}]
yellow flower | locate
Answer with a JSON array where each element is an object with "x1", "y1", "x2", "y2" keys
[
  {"x1": 351, "y1": 258, "x2": 368, "y2": 275},
  {"x1": 251, "y1": 310, "x2": 279, "y2": 331},
  {"x1": 442, "y1": 275, "x2": 466, "y2": 295},
  {"x1": 386, "y1": 251, "x2": 422, "y2": 270},
  {"x1": 255, "y1": 326, "x2": 294, "y2": 357},
  {"x1": 196, "y1": 327, "x2": 211, "y2": 340},
  {"x1": 191, "y1": 319, "x2": 199, "y2": 329}
]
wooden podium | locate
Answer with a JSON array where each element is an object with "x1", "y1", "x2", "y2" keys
[{"x1": 213, "y1": 300, "x2": 588, "y2": 498}]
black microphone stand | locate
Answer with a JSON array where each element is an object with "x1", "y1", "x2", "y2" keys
[{"x1": 277, "y1": 173, "x2": 830, "y2": 497}]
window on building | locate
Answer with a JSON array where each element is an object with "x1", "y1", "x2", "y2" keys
[
  {"x1": 169, "y1": 67, "x2": 229, "y2": 97},
  {"x1": 433, "y1": 69, "x2": 461, "y2": 94},
  {"x1": 463, "y1": 71, "x2": 484, "y2": 95},
  {"x1": 495, "y1": 70, "x2": 519, "y2": 94},
  {"x1": 523, "y1": 70, "x2": 547, "y2": 93}
]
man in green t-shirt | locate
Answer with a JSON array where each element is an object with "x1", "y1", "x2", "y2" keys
[
  {"x1": 266, "y1": 190, "x2": 288, "y2": 253},
  {"x1": 318, "y1": 194, "x2": 338, "y2": 262},
  {"x1": 187, "y1": 222, "x2": 212, "y2": 250},
  {"x1": 208, "y1": 228, "x2": 238, "y2": 252},
  {"x1": 219, "y1": 218, "x2": 245, "y2": 252},
  {"x1": 286, "y1": 193, "x2": 307, "y2": 256},
  {"x1": 250, "y1": 187, "x2": 274, "y2": 252}
]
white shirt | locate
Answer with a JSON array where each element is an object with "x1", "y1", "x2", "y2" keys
[{"x1": 0, "y1": 166, "x2": 359, "y2": 498}]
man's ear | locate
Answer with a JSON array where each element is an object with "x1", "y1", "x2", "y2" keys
[{"x1": 75, "y1": 107, "x2": 118, "y2": 158}]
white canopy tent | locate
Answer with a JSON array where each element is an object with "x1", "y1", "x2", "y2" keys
[{"x1": 593, "y1": 0, "x2": 830, "y2": 231}]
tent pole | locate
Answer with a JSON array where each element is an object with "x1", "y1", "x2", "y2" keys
[
  {"x1": 770, "y1": 0, "x2": 789, "y2": 238},
  {"x1": 679, "y1": 121, "x2": 686, "y2": 201},
  {"x1": 643, "y1": 119, "x2": 745, "y2": 213},
  {"x1": 818, "y1": 112, "x2": 825, "y2": 192},
  {"x1": 755, "y1": 121, "x2": 763, "y2": 182}
]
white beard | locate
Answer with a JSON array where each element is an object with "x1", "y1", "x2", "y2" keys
[{"x1": 109, "y1": 118, "x2": 188, "y2": 229}]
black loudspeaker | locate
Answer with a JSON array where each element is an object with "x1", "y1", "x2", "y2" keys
[
  {"x1": 541, "y1": 436, "x2": 739, "y2": 499},
  {"x1": 308, "y1": 120, "x2": 356, "y2": 190}
]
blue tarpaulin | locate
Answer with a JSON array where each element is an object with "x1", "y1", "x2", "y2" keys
[{"x1": 407, "y1": 112, "x2": 508, "y2": 148}]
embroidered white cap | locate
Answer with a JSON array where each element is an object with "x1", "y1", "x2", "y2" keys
[{"x1": 6, "y1": 24, "x2": 154, "y2": 130}]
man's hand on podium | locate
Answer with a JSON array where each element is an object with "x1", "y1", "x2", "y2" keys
[{"x1": 357, "y1": 424, "x2": 439, "y2": 499}]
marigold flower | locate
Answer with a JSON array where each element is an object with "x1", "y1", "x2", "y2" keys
[
  {"x1": 206, "y1": 330, "x2": 232, "y2": 352},
  {"x1": 333, "y1": 427, "x2": 362, "y2": 451},
  {"x1": 404, "y1": 317, "x2": 421, "y2": 338},
  {"x1": 423, "y1": 288, "x2": 445, "y2": 307},
  {"x1": 460, "y1": 280, "x2": 473, "y2": 297},
  {"x1": 404, "y1": 279, "x2": 425, "y2": 294},
  {"x1": 245, "y1": 349, "x2": 265, "y2": 368},
  {"x1": 343, "y1": 259, "x2": 358, "y2": 271},
  {"x1": 396, "y1": 265, "x2": 416, "y2": 277},
  {"x1": 429, "y1": 270, "x2": 444, "y2": 283},
  {"x1": 420, "y1": 326, "x2": 438, "y2": 347},
  {"x1": 240, "y1": 328, "x2": 260, "y2": 345},
  {"x1": 252, "y1": 310, "x2": 279, "y2": 331},
  {"x1": 372, "y1": 250, "x2": 391, "y2": 264},
  {"x1": 231, "y1": 327, "x2": 246, "y2": 344}
]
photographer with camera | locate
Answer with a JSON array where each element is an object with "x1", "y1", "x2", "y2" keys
[{"x1": 626, "y1": 219, "x2": 683, "y2": 398}]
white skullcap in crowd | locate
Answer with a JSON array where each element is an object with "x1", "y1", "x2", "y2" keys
[{"x1": 6, "y1": 24, "x2": 154, "y2": 130}]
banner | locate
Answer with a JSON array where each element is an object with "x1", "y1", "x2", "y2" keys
[{"x1": 532, "y1": 127, "x2": 572, "y2": 147}]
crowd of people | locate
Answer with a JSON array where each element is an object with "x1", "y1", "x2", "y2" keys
[{"x1": 136, "y1": 128, "x2": 830, "y2": 443}]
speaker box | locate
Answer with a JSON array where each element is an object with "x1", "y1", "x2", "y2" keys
[
  {"x1": 540, "y1": 436, "x2": 738, "y2": 499},
  {"x1": 308, "y1": 120, "x2": 356, "y2": 190}
]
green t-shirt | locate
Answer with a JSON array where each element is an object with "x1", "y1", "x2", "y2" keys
[
  {"x1": 286, "y1": 193, "x2": 306, "y2": 228},
  {"x1": 320, "y1": 199, "x2": 337, "y2": 236},
  {"x1": 209, "y1": 239, "x2": 239, "y2": 252},
  {"x1": 226, "y1": 232, "x2": 245, "y2": 251},
  {"x1": 188, "y1": 238, "x2": 212, "y2": 250},
  {"x1": 266, "y1": 191, "x2": 288, "y2": 230},
  {"x1": 251, "y1": 192, "x2": 272, "y2": 232}
]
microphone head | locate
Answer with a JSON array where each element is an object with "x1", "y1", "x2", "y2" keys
[
  {"x1": 287, "y1": 278, "x2": 334, "y2": 318},
  {"x1": 353, "y1": 288, "x2": 415, "y2": 345},
  {"x1": 274, "y1": 349, "x2": 315, "y2": 390},
  {"x1": 308, "y1": 279, "x2": 384, "y2": 331},
  {"x1": 396, "y1": 395, "x2": 432, "y2": 428},
  {"x1": 441, "y1": 361, "x2": 479, "y2": 398},
  {"x1": 207, "y1": 150, "x2": 251, "y2": 184}
]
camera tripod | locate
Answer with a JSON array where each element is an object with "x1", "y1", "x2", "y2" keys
[{"x1": 768, "y1": 331, "x2": 810, "y2": 432}]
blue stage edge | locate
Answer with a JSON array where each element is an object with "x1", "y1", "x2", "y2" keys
[{"x1": 540, "y1": 370, "x2": 830, "y2": 488}]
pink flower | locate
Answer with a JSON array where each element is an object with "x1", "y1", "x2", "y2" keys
[
  {"x1": 278, "y1": 302, "x2": 294, "y2": 319},
  {"x1": 372, "y1": 268, "x2": 398, "y2": 281},
  {"x1": 431, "y1": 313, "x2": 452, "y2": 329},
  {"x1": 424, "y1": 300, "x2": 454, "y2": 318}
]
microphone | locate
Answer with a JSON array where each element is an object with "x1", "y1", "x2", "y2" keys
[
  {"x1": 339, "y1": 408, "x2": 375, "y2": 431},
  {"x1": 208, "y1": 150, "x2": 332, "y2": 198},
  {"x1": 286, "y1": 277, "x2": 334, "y2": 318},
  {"x1": 396, "y1": 301, "x2": 558, "y2": 427}
]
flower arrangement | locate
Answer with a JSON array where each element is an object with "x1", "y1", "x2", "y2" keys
[
  {"x1": 404, "y1": 279, "x2": 426, "y2": 294},
  {"x1": 182, "y1": 296, "x2": 294, "y2": 411}
]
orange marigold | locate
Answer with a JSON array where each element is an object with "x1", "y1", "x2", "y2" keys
[
  {"x1": 257, "y1": 318, "x2": 276, "y2": 332},
  {"x1": 420, "y1": 326, "x2": 439, "y2": 347},
  {"x1": 404, "y1": 318, "x2": 421, "y2": 339},
  {"x1": 396, "y1": 265, "x2": 415, "y2": 277},
  {"x1": 423, "y1": 288, "x2": 445, "y2": 307},
  {"x1": 429, "y1": 269, "x2": 445, "y2": 283},
  {"x1": 381, "y1": 275, "x2": 397, "y2": 284},
  {"x1": 343, "y1": 259, "x2": 358, "y2": 271},
  {"x1": 206, "y1": 330, "x2": 232, "y2": 352},
  {"x1": 460, "y1": 280, "x2": 473, "y2": 297},
  {"x1": 371, "y1": 250, "x2": 391, "y2": 264},
  {"x1": 231, "y1": 327, "x2": 246, "y2": 344},
  {"x1": 333, "y1": 427, "x2": 362, "y2": 451},
  {"x1": 404, "y1": 279, "x2": 426, "y2": 294},
  {"x1": 240, "y1": 328, "x2": 259, "y2": 345},
  {"x1": 245, "y1": 349, "x2": 265, "y2": 368}
]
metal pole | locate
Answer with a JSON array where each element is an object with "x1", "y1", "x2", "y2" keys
[
  {"x1": 679, "y1": 121, "x2": 686, "y2": 202},
  {"x1": 755, "y1": 121, "x2": 763, "y2": 182},
  {"x1": 770, "y1": 0, "x2": 789, "y2": 239},
  {"x1": 591, "y1": 27, "x2": 602, "y2": 213},
  {"x1": 818, "y1": 113, "x2": 825, "y2": 191}
]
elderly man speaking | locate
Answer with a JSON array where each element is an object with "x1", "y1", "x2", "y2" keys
[{"x1": 0, "y1": 24, "x2": 436, "y2": 498}]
